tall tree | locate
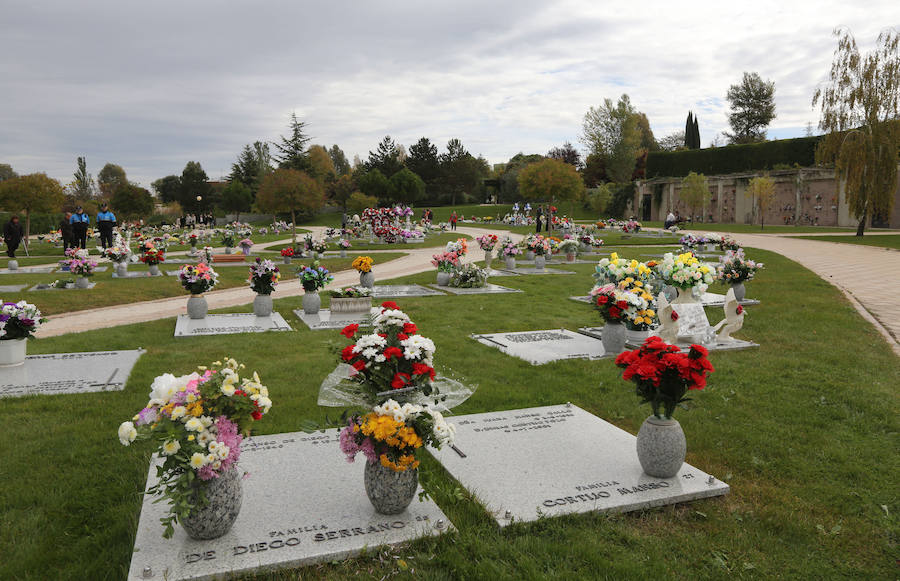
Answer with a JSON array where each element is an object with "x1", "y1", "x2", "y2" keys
[
  {"x1": 97, "y1": 163, "x2": 127, "y2": 199},
  {"x1": 658, "y1": 131, "x2": 687, "y2": 152},
  {"x1": 307, "y1": 145, "x2": 336, "y2": 184},
  {"x1": 111, "y1": 184, "x2": 155, "y2": 221},
  {"x1": 813, "y1": 28, "x2": 900, "y2": 236},
  {"x1": 328, "y1": 174, "x2": 356, "y2": 208},
  {"x1": 229, "y1": 141, "x2": 272, "y2": 195},
  {"x1": 273, "y1": 112, "x2": 311, "y2": 170},
  {"x1": 366, "y1": 135, "x2": 404, "y2": 177},
  {"x1": 547, "y1": 142, "x2": 582, "y2": 168},
  {"x1": 517, "y1": 158, "x2": 586, "y2": 210},
  {"x1": 746, "y1": 176, "x2": 776, "y2": 229},
  {"x1": 692, "y1": 114, "x2": 700, "y2": 148},
  {"x1": 256, "y1": 169, "x2": 324, "y2": 245},
  {"x1": 685, "y1": 112, "x2": 694, "y2": 149},
  {"x1": 357, "y1": 169, "x2": 391, "y2": 201},
  {"x1": 634, "y1": 113, "x2": 659, "y2": 152},
  {"x1": 72, "y1": 156, "x2": 96, "y2": 199},
  {"x1": 220, "y1": 180, "x2": 253, "y2": 222},
  {"x1": 0, "y1": 173, "x2": 65, "y2": 243},
  {"x1": 152, "y1": 175, "x2": 182, "y2": 204},
  {"x1": 389, "y1": 168, "x2": 426, "y2": 204},
  {"x1": 179, "y1": 161, "x2": 212, "y2": 213},
  {"x1": 680, "y1": 172, "x2": 710, "y2": 222},
  {"x1": 439, "y1": 139, "x2": 487, "y2": 206},
  {"x1": 579, "y1": 94, "x2": 643, "y2": 183},
  {"x1": 0, "y1": 164, "x2": 16, "y2": 182},
  {"x1": 328, "y1": 145, "x2": 351, "y2": 176},
  {"x1": 406, "y1": 137, "x2": 441, "y2": 193},
  {"x1": 500, "y1": 153, "x2": 544, "y2": 199},
  {"x1": 725, "y1": 72, "x2": 777, "y2": 144}
]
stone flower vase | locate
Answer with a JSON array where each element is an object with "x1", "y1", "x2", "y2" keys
[
  {"x1": 253, "y1": 294, "x2": 273, "y2": 317},
  {"x1": 663, "y1": 284, "x2": 678, "y2": 302},
  {"x1": 283, "y1": 256, "x2": 292, "y2": 265},
  {"x1": 534, "y1": 255, "x2": 546, "y2": 270},
  {"x1": 601, "y1": 320, "x2": 626, "y2": 354},
  {"x1": 674, "y1": 287, "x2": 698, "y2": 304},
  {"x1": 302, "y1": 290, "x2": 321, "y2": 315},
  {"x1": 730, "y1": 282, "x2": 746, "y2": 302},
  {"x1": 436, "y1": 271, "x2": 451, "y2": 286},
  {"x1": 525, "y1": 250, "x2": 535, "y2": 261},
  {"x1": 0, "y1": 338, "x2": 27, "y2": 367},
  {"x1": 115, "y1": 261, "x2": 128, "y2": 277},
  {"x1": 75, "y1": 276, "x2": 91, "y2": 289},
  {"x1": 148, "y1": 264, "x2": 160, "y2": 276},
  {"x1": 505, "y1": 256, "x2": 516, "y2": 270},
  {"x1": 484, "y1": 250, "x2": 493, "y2": 269},
  {"x1": 364, "y1": 460, "x2": 418, "y2": 515},
  {"x1": 636, "y1": 416, "x2": 686, "y2": 478},
  {"x1": 340, "y1": 249, "x2": 347, "y2": 258},
  {"x1": 225, "y1": 246, "x2": 233, "y2": 255},
  {"x1": 566, "y1": 253, "x2": 576, "y2": 263},
  {"x1": 625, "y1": 328, "x2": 653, "y2": 344},
  {"x1": 359, "y1": 271, "x2": 375, "y2": 289},
  {"x1": 181, "y1": 466, "x2": 243, "y2": 540},
  {"x1": 7, "y1": 259, "x2": 18, "y2": 271},
  {"x1": 187, "y1": 294, "x2": 208, "y2": 319}
]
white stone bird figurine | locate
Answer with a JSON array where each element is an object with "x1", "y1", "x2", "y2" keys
[
  {"x1": 656, "y1": 292, "x2": 679, "y2": 344},
  {"x1": 712, "y1": 288, "x2": 745, "y2": 342}
]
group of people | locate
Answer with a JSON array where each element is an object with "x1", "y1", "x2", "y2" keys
[
  {"x1": 177, "y1": 214, "x2": 215, "y2": 229},
  {"x1": 2, "y1": 203, "x2": 119, "y2": 259},
  {"x1": 663, "y1": 210, "x2": 683, "y2": 229}
]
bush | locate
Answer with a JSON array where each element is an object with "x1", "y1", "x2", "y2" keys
[{"x1": 646, "y1": 136, "x2": 821, "y2": 178}]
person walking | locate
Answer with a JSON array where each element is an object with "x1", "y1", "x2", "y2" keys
[
  {"x1": 97, "y1": 202, "x2": 117, "y2": 249},
  {"x1": 70, "y1": 206, "x2": 90, "y2": 249},
  {"x1": 59, "y1": 211, "x2": 74, "y2": 250},
  {"x1": 536, "y1": 205, "x2": 543, "y2": 233},
  {"x1": 664, "y1": 210, "x2": 676, "y2": 229},
  {"x1": 3, "y1": 215, "x2": 23, "y2": 258},
  {"x1": 450, "y1": 210, "x2": 458, "y2": 231}
]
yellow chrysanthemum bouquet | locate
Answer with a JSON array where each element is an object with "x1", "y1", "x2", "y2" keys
[{"x1": 352, "y1": 255, "x2": 373, "y2": 273}]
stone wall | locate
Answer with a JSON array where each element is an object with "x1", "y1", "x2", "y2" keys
[{"x1": 634, "y1": 165, "x2": 900, "y2": 228}]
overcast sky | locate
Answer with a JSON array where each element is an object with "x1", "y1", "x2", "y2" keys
[{"x1": 1, "y1": 1, "x2": 897, "y2": 189}]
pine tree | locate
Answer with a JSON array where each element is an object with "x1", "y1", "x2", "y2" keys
[{"x1": 273, "y1": 112, "x2": 311, "y2": 170}]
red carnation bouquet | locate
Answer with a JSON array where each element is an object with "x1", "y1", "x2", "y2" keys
[
  {"x1": 615, "y1": 336, "x2": 714, "y2": 419},
  {"x1": 590, "y1": 283, "x2": 628, "y2": 323}
]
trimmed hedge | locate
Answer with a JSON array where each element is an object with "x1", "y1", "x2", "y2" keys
[{"x1": 646, "y1": 136, "x2": 822, "y2": 178}]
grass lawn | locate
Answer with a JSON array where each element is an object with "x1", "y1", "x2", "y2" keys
[
  {"x1": 0, "y1": 253, "x2": 408, "y2": 315},
  {"x1": 794, "y1": 234, "x2": 900, "y2": 250},
  {"x1": 1, "y1": 249, "x2": 897, "y2": 579},
  {"x1": 268, "y1": 232, "x2": 472, "y2": 253}
]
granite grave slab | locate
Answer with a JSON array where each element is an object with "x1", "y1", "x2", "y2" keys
[
  {"x1": 498, "y1": 267, "x2": 576, "y2": 276},
  {"x1": 128, "y1": 428, "x2": 453, "y2": 580},
  {"x1": 0, "y1": 349, "x2": 144, "y2": 398},
  {"x1": 434, "y1": 404, "x2": 729, "y2": 526},
  {"x1": 112, "y1": 271, "x2": 163, "y2": 278},
  {"x1": 0, "y1": 284, "x2": 28, "y2": 292},
  {"x1": 0, "y1": 266, "x2": 57, "y2": 274},
  {"x1": 482, "y1": 268, "x2": 520, "y2": 277},
  {"x1": 174, "y1": 313, "x2": 293, "y2": 337},
  {"x1": 371, "y1": 285, "x2": 446, "y2": 298},
  {"x1": 29, "y1": 281, "x2": 96, "y2": 291},
  {"x1": 576, "y1": 327, "x2": 758, "y2": 351},
  {"x1": 472, "y1": 329, "x2": 609, "y2": 365},
  {"x1": 428, "y1": 283, "x2": 523, "y2": 295},
  {"x1": 293, "y1": 308, "x2": 377, "y2": 330}
]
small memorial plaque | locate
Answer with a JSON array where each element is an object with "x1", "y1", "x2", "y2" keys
[
  {"x1": 112, "y1": 271, "x2": 158, "y2": 278},
  {"x1": 473, "y1": 329, "x2": 609, "y2": 365},
  {"x1": 434, "y1": 404, "x2": 729, "y2": 526},
  {"x1": 293, "y1": 308, "x2": 377, "y2": 331},
  {"x1": 0, "y1": 349, "x2": 144, "y2": 398},
  {"x1": 483, "y1": 268, "x2": 520, "y2": 277},
  {"x1": 128, "y1": 428, "x2": 453, "y2": 580},
  {"x1": 670, "y1": 302, "x2": 710, "y2": 337},
  {"x1": 29, "y1": 281, "x2": 96, "y2": 291},
  {"x1": 174, "y1": 313, "x2": 293, "y2": 337},
  {"x1": 0, "y1": 284, "x2": 27, "y2": 292},
  {"x1": 428, "y1": 284, "x2": 523, "y2": 295},
  {"x1": 498, "y1": 267, "x2": 576, "y2": 276},
  {"x1": 1, "y1": 266, "x2": 57, "y2": 275},
  {"x1": 371, "y1": 285, "x2": 446, "y2": 298}
]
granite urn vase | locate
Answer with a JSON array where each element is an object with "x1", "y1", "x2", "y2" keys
[
  {"x1": 625, "y1": 327, "x2": 653, "y2": 344},
  {"x1": 505, "y1": 257, "x2": 516, "y2": 270},
  {"x1": 674, "y1": 287, "x2": 698, "y2": 304},
  {"x1": 340, "y1": 249, "x2": 347, "y2": 258},
  {"x1": 148, "y1": 264, "x2": 160, "y2": 276},
  {"x1": 253, "y1": 294, "x2": 273, "y2": 317},
  {"x1": 0, "y1": 338, "x2": 27, "y2": 367},
  {"x1": 364, "y1": 460, "x2": 417, "y2": 515},
  {"x1": 566, "y1": 253, "x2": 576, "y2": 263},
  {"x1": 730, "y1": 282, "x2": 746, "y2": 302},
  {"x1": 115, "y1": 261, "x2": 128, "y2": 277},
  {"x1": 636, "y1": 416, "x2": 686, "y2": 478},
  {"x1": 525, "y1": 250, "x2": 535, "y2": 261},
  {"x1": 436, "y1": 271, "x2": 451, "y2": 286},
  {"x1": 187, "y1": 294, "x2": 208, "y2": 319},
  {"x1": 7, "y1": 259, "x2": 18, "y2": 271},
  {"x1": 283, "y1": 256, "x2": 292, "y2": 265},
  {"x1": 302, "y1": 290, "x2": 321, "y2": 315},
  {"x1": 484, "y1": 250, "x2": 493, "y2": 270},
  {"x1": 75, "y1": 276, "x2": 91, "y2": 289},
  {"x1": 601, "y1": 320, "x2": 626, "y2": 354},
  {"x1": 225, "y1": 247, "x2": 233, "y2": 255},
  {"x1": 359, "y1": 271, "x2": 375, "y2": 289},
  {"x1": 534, "y1": 255, "x2": 546, "y2": 270},
  {"x1": 181, "y1": 466, "x2": 243, "y2": 540}
]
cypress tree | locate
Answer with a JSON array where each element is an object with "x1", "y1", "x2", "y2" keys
[
  {"x1": 692, "y1": 115, "x2": 700, "y2": 149},
  {"x1": 684, "y1": 112, "x2": 693, "y2": 148}
]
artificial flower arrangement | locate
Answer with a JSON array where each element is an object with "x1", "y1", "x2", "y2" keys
[
  {"x1": 527, "y1": 235, "x2": 551, "y2": 256},
  {"x1": 430, "y1": 251, "x2": 460, "y2": 273},
  {"x1": 338, "y1": 302, "x2": 455, "y2": 472},
  {"x1": 615, "y1": 337, "x2": 713, "y2": 419},
  {"x1": 328, "y1": 286, "x2": 373, "y2": 298},
  {"x1": 239, "y1": 238, "x2": 254, "y2": 250},
  {"x1": 280, "y1": 247, "x2": 295, "y2": 258},
  {"x1": 622, "y1": 219, "x2": 641, "y2": 233},
  {"x1": 298, "y1": 261, "x2": 334, "y2": 292},
  {"x1": 449, "y1": 263, "x2": 488, "y2": 288},
  {"x1": 0, "y1": 300, "x2": 45, "y2": 340},
  {"x1": 718, "y1": 235, "x2": 741, "y2": 252},
  {"x1": 593, "y1": 252, "x2": 653, "y2": 286},
  {"x1": 678, "y1": 234, "x2": 702, "y2": 249},
  {"x1": 476, "y1": 234, "x2": 498, "y2": 252},
  {"x1": 248, "y1": 258, "x2": 280, "y2": 295},
  {"x1": 716, "y1": 249, "x2": 764, "y2": 283},
  {"x1": 445, "y1": 238, "x2": 468, "y2": 257},
  {"x1": 590, "y1": 284, "x2": 630, "y2": 323},
  {"x1": 63, "y1": 248, "x2": 99, "y2": 276},
  {"x1": 339, "y1": 239, "x2": 352, "y2": 250},
  {"x1": 178, "y1": 263, "x2": 219, "y2": 295},
  {"x1": 103, "y1": 245, "x2": 130, "y2": 263},
  {"x1": 220, "y1": 232, "x2": 235, "y2": 247},
  {"x1": 141, "y1": 245, "x2": 166, "y2": 266},
  {"x1": 201, "y1": 246, "x2": 214, "y2": 263},
  {"x1": 311, "y1": 239, "x2": 328, "y2": 254},
  {"x1": 500, "y1": 237, "x2": 520, "y2": 257},
  {"x1": 188, "y1": 233, "x2": 199, "y2": 245},
  {"x1": 117, "y1": 358, "x2": 271, "y2": 538},
  {"x1": 655, "y1": 252, "x2": 715, "y2": 291},
  {"x1": 352, "y1": 256, "x2": 373, "y2": 273},
  {"x1": 558, "y1": 239, "x2": 579, "y2": 255}
]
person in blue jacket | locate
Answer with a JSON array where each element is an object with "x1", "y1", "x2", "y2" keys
[
  {"x1": 97, "y1": 202, "x2": 117, "y2": 249},
  {"x1": 70, "y1": 206, "x2": 90, "y2": 249}
]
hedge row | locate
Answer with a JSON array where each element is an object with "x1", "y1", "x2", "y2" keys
[{"x1": 645, "y1": 136, "x2": 822, "y2": 178}]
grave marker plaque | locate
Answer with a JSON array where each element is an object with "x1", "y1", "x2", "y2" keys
[
  {"x1": 293, "y1": 308, "x2": 377, "y2": 331},
  {"x1": 434, "y1": 404, "x2": 729, "y2": 526},
  {"x1": 428, "y1": 283, "x2": 523, "y2": 295},
  {"x1": 174, "y1": 313, "x2": 293, "y2": 337},
  {"x1": 0, "y1": 349, "x2": 144, "y2": 398},
  {"x1": 473, "y1": 329, "x2": 609, "y2": 364},
  {"x1": 371, "y1": 285, "x2": 446, "y2": 298}
]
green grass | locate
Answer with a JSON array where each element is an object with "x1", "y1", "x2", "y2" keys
[
  {"x1": 270, "y1": 232, "x2": 472, "y2": 253},
  {"x1": 0, "y1": 254, "x2": 408, "y2": 315},
  {"x1": 1, "y1": 249, "x2": 897, "y2": 579},
  {"x1": 794, "y1": 234, "x2": 900, "y2": 250}
]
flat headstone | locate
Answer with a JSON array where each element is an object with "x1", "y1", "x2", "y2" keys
[
  {"x1": 112, "y1": 271, "x2": 160, "y2": 278},
  {"x1": 128, "y1": 428, "x2": 453, "y2": 580},
  {"x1": 293, "y1": 308, "x2": 377, "y2": 330},
  {"x1": 698, "y1": 292, "x2": 760, "y2": 307},
  {"x1": 577, "y1": 327, "x2": 758, "y2": 352},
  {"x1": 482, "y1": 268, "x2": 520, "y2": 277},
  {"x1": 29, "y1": 281, "x2": 96, "y2": 291},
  {"x1": 174, "y1": 313, "x2": 293, "y2": 337},
  {"x1": 0, "y1": 349, "x2": 144, "y2": 398},
  {"x1": 0, "y1": 284, "x2": 27, "y2": 292},
  {"x1": 434, "y1": 404, "x2": 729, "y2": 526},
  {"x1": 371, "y1": 285, "x2": 446, "y2": 298},
  {"x1": 670, "y1": 302, "x2": 711, "y2": 337},
  {"x1": 473, "y1": 329, "x2": 609, "y2": 365},
  {"x1": 498, "y1": 268, "x2": 576, "y2": 276},
  {"x1": 428, "y1": 283, "x2": 523, "y2": 295},
  {"x1": 0, "y1": 266, "x2": 57, "y2": 274}
]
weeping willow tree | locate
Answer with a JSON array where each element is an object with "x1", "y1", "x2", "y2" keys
[{"x1": 813, "y1": 28, "x2": 900, "y2": 236}]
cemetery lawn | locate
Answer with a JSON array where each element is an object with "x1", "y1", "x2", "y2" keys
[
  {"x1": 0, "y1": 253, "x2": 407, "y2": 315},
  {"x1": 1, "y1": 247, "x2": 897, "y2": 580},
  {"x1": 795, "y1": 234, "x2": 900, "y2": 250},
  {"x1": 268, "y1": 232, "x2": 472, "y2": 252}
]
